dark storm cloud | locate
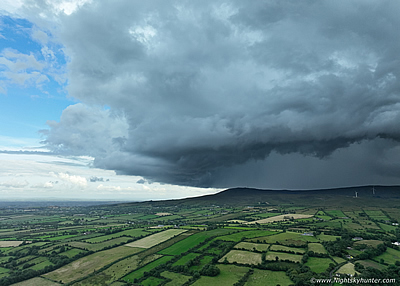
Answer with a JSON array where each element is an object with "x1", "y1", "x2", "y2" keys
[{"x1": 35, "y1": 0, "x2": 400, "y2": 187}]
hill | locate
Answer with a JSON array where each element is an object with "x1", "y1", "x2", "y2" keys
[{"x1": 126, "y1": 185, "x2": 400, "y2": 207}]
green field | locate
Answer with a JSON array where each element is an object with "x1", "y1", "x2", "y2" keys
[
  {"x1": 190, "y1": 255, "x2": 213, "y2": 271},
  {"x1": 191, "y1": 264, "x2": 249, "y2": 286},
  {"x1": 246, "y1": 269, "x2": 293, "y2": 286},
  {"x1": 325, "y1": 210, "x2": 346, "y2": 217},
  {"x1": 308, "y1": 243, "x2": 327, "y2": 254},
  {"x1": 264, "y1": 251, "x2": 303, "y2": 263},
  {"x1": 60, "y1": 248, "x2": 87, "y2": 258},
  {"x1": 219, "y1": 250, "x2": 262, "y2": 265},
  {"x1": 141, "y1": 276, "x2": 165, "y2": 286},
  {"x1": 234, "y1": 242, "x2": 270, "y2": 252},
  {"x1": 270, "y1": 244, "x2": 305, "y2": 254},
  {"x1": 373, "y1": 247, "x2": 400, "y2": 265},
  {"x1": 336, "y1": 263, "x2": 358, "y2": 275},
  {"x1": 253, "y1": 231, "x2": 317, "y2": 245},
  {"x1": 84, "y1": 228, "x2": 147, "y2": 243},
  {"x1": 357, "y1": 259, "x2": 386, "y2": 270},
  {"x1": 43, "y1": 246, "x2": 144, "y2": 283},
  {"x1": 173, "y1": 253, "x2": 201, "y2": 266},
  {"x1": 217, "y1": 230, "x2": 278, "y2": 242},
  {"x1": 123, "y1": 256, "x2": 174, "y2": 283},
  {"x1": 305, "y1": 257, "x2": 333, "y2": 273},
  {"x1": 10, "y1": 277, "x2": 62, "y2": 286},
  {"x1": 68, "y1": 236, "x2": 133, "y2": 251},
  {"x1": 158, "y1": 232, "x2": 209, "y2": 255},
  {"x1": 317, "y1": 233, "x2": 340, "y2": 241},
  {"x1": 162, "y1": 271, "x2": 191, "y2": 286},
  {"x1": 125, "y1": 229, "x2": 187, "y2": 249},
  {"x1": 354, "y1": 240, "x2": 383, "y2": 248},
  {"x1": 73, "y1": 254, "x2": 162, "y2": 285}
]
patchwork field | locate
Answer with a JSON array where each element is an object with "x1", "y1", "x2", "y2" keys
[
  {"x1": 10, "y1": 277, "x2": 62, "y2": 286},
  {"x1": 1, "y1": 191, "x2": 400, "y2": 286},
  {"x1": 305, "y1": 257, "x2": 333, "y2": 273},
  {"x1": 0, "y1": 241, "x2": 25, "y2": 247},
  {"x1": 125, "y1": 229, "x2": 187, "y2": 249},
  {"x1": 270, "y1": 245, "x2": 305, "y2": 254},
  {"x1": 219, "y1": 250, "x2": 262, "y2": 265},
  {"x1": 161, "y1": 271, "x2": 191, "y2": 286},
  {"x1": 158, "y1": 232, "x2": 208, "y2": 255},
  {"x1": 308, "y1": 243, "x2": 327, "y2": 254},
  {"x1": 246, "y1": 269, "x2": 293, "y2": 286},
  {"x1": 354, "y1": 240, "x2": 384, "y2": 248},
  {"x1": 336, "y1": 263, "x2": 358, "y2": 275},
  {"x1": 122, "y1": 256, "x2": 174, "y2": 283},
  {"x1": 246, "y1": 214, "x2": 313, "y2": 224},
  {"x1": 42, "y1": 246, "x2": 143, "y2": 283},
  {"x1": 373, "y1": 247, "x2": 400, "y2": 265},
  {"x1": 234, "y1": 242, "x2": 270, "y2": 252},
  {"x1": 216, "y1": 230, "x2": 278, "y2": 242},
  {"x1": 173, "y1": 253, "x2": 201, "y2": 266},
  {"x1": 72, "y1": 254, "x2": 162, "y2": 285},
  {"x1": 191, "y1": 265, "x2": 249, "y2": 286},
  {"x1": 264, "y1": 251, "x2": 303, "y2": 263}
]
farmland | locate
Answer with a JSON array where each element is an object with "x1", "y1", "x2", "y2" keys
[{"x1": 0, "y1": 186, "x2": 399, "y2": 285}]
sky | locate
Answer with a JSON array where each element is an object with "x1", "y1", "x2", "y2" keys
[{"x1": 1, "y1": 0, "x2": 400, "y2": 200}]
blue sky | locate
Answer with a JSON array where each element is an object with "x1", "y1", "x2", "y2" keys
[
  {"x1": 1, "y1": 1, "x2": 400, "y2": 200},
  {"x1": 0, "y1": 15, "x2": 72, "y2": 146}
]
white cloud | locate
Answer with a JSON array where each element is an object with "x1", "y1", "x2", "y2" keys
[
  {"x1": 51, "y1": 172, "x2": 87, "y2": 188},
  {"x1": 0, "y1": 152, "x2": 220, "y2": 200},
  {"x1": 0, "y1": 179, "x2": 28, "y2": 188}
]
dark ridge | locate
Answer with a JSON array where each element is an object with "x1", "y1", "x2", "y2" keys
[{"x1": 123, "y1": 185, "x2": 400, "y2": 207}]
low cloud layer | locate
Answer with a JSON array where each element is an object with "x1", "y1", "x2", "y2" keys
[{"x1": 24, "y1": 1, "x2": 400, "y2": 188}]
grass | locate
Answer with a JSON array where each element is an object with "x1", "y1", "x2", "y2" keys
[
  {"x1": 0, "y1": 241, "x2": 25, "y2": 247},
  {"x1": 325, "y1": 210, "x2": 346, "y2": 217},
  {"x1": 246, "y1": 214, "x2": 313, "y2": 224},
  {"x1": 9, "y1": 277, "x2": 62, "y2": 286},
  {"x1": 73, "y1": 254, "x2": 162, "y2": 285},
  {"x1": 354, "y1": 240, "x2": 383, "y2": 248},
  {"x1": 270, "y1": 245, "x2": 305, "y2": 254},
  {"x1": 264, "y1": 251, "x2": 303, "y2": 263},
  {"x1": 123, "y1": 256, "x2": 174, "y2": 282},
  {"x1": 234, "y1": 242, "x2": 270, "y2": 252},
  {"x1": 216, "y1": 230, "x2": 278, "y2": 242},
  {"x1": 158, "y1": 232, "x2": 209, "y2": 255},
  {"x1": 251, "y1": 231, "x2": 317, "y2": 244},
  {"x1": 28, "y1": 258, "x2": 54, "y2": 271},
  {"x1": 308, "y1": 243, "x2": 327, "y2": 254},
  {"x1": 141, "y1": 276, "x2": 165, "y2": 286},
  {"x1": 336, "y1": 263, "x2": 358, "y2": 275},
  {"x1": 173, "y1": 253, "x2": 201, "y2": 266},
  {"x1": 317, "y1": 233, "x2": 340, "y2": 241},
  {"x1": 125, "y1": 229, "x2": 187, "y2": 249},
  {"x1": 332, "y1": 256, "x2": 346, "y2": 264},
  {"x1": 373, "y1": 247, "x2": 400, "y2": 265},
  {"x1": 377, "y1": 222, "x2": 397, "y2": 232},
  {"x1": 190, "y1": 256, "x2": 213, "y2": 271},
  {"x1": 43, "y1": 246, "x2": 144, "y2": 284},
  {"x1": 219, "y1": 250, "x2": 262, "y2": 265},
  {"x1": 357, "y1": 260, "x2": 386, "y2": 270},
  {"x1": 246, "y1": 269, "x2": 293, "y2": 286},
  {"x1": 85, "y1": 229, "x2": 147, "y2": 243},
  {"x1": 161, "y1": 271, "x2": 191, "y2": 286},
  {"x1": 60, "y1": 248, "x2": 87, "y2": 258},
  {"x1": 68, "y1": 236, "x2": 133, "y2": 251},
  {"x1": 191, "y1": 264, "x2": 249, "y2": 286},
  {"x1": 305, "y1": 257, "x2": 333, "y2": 273}
]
